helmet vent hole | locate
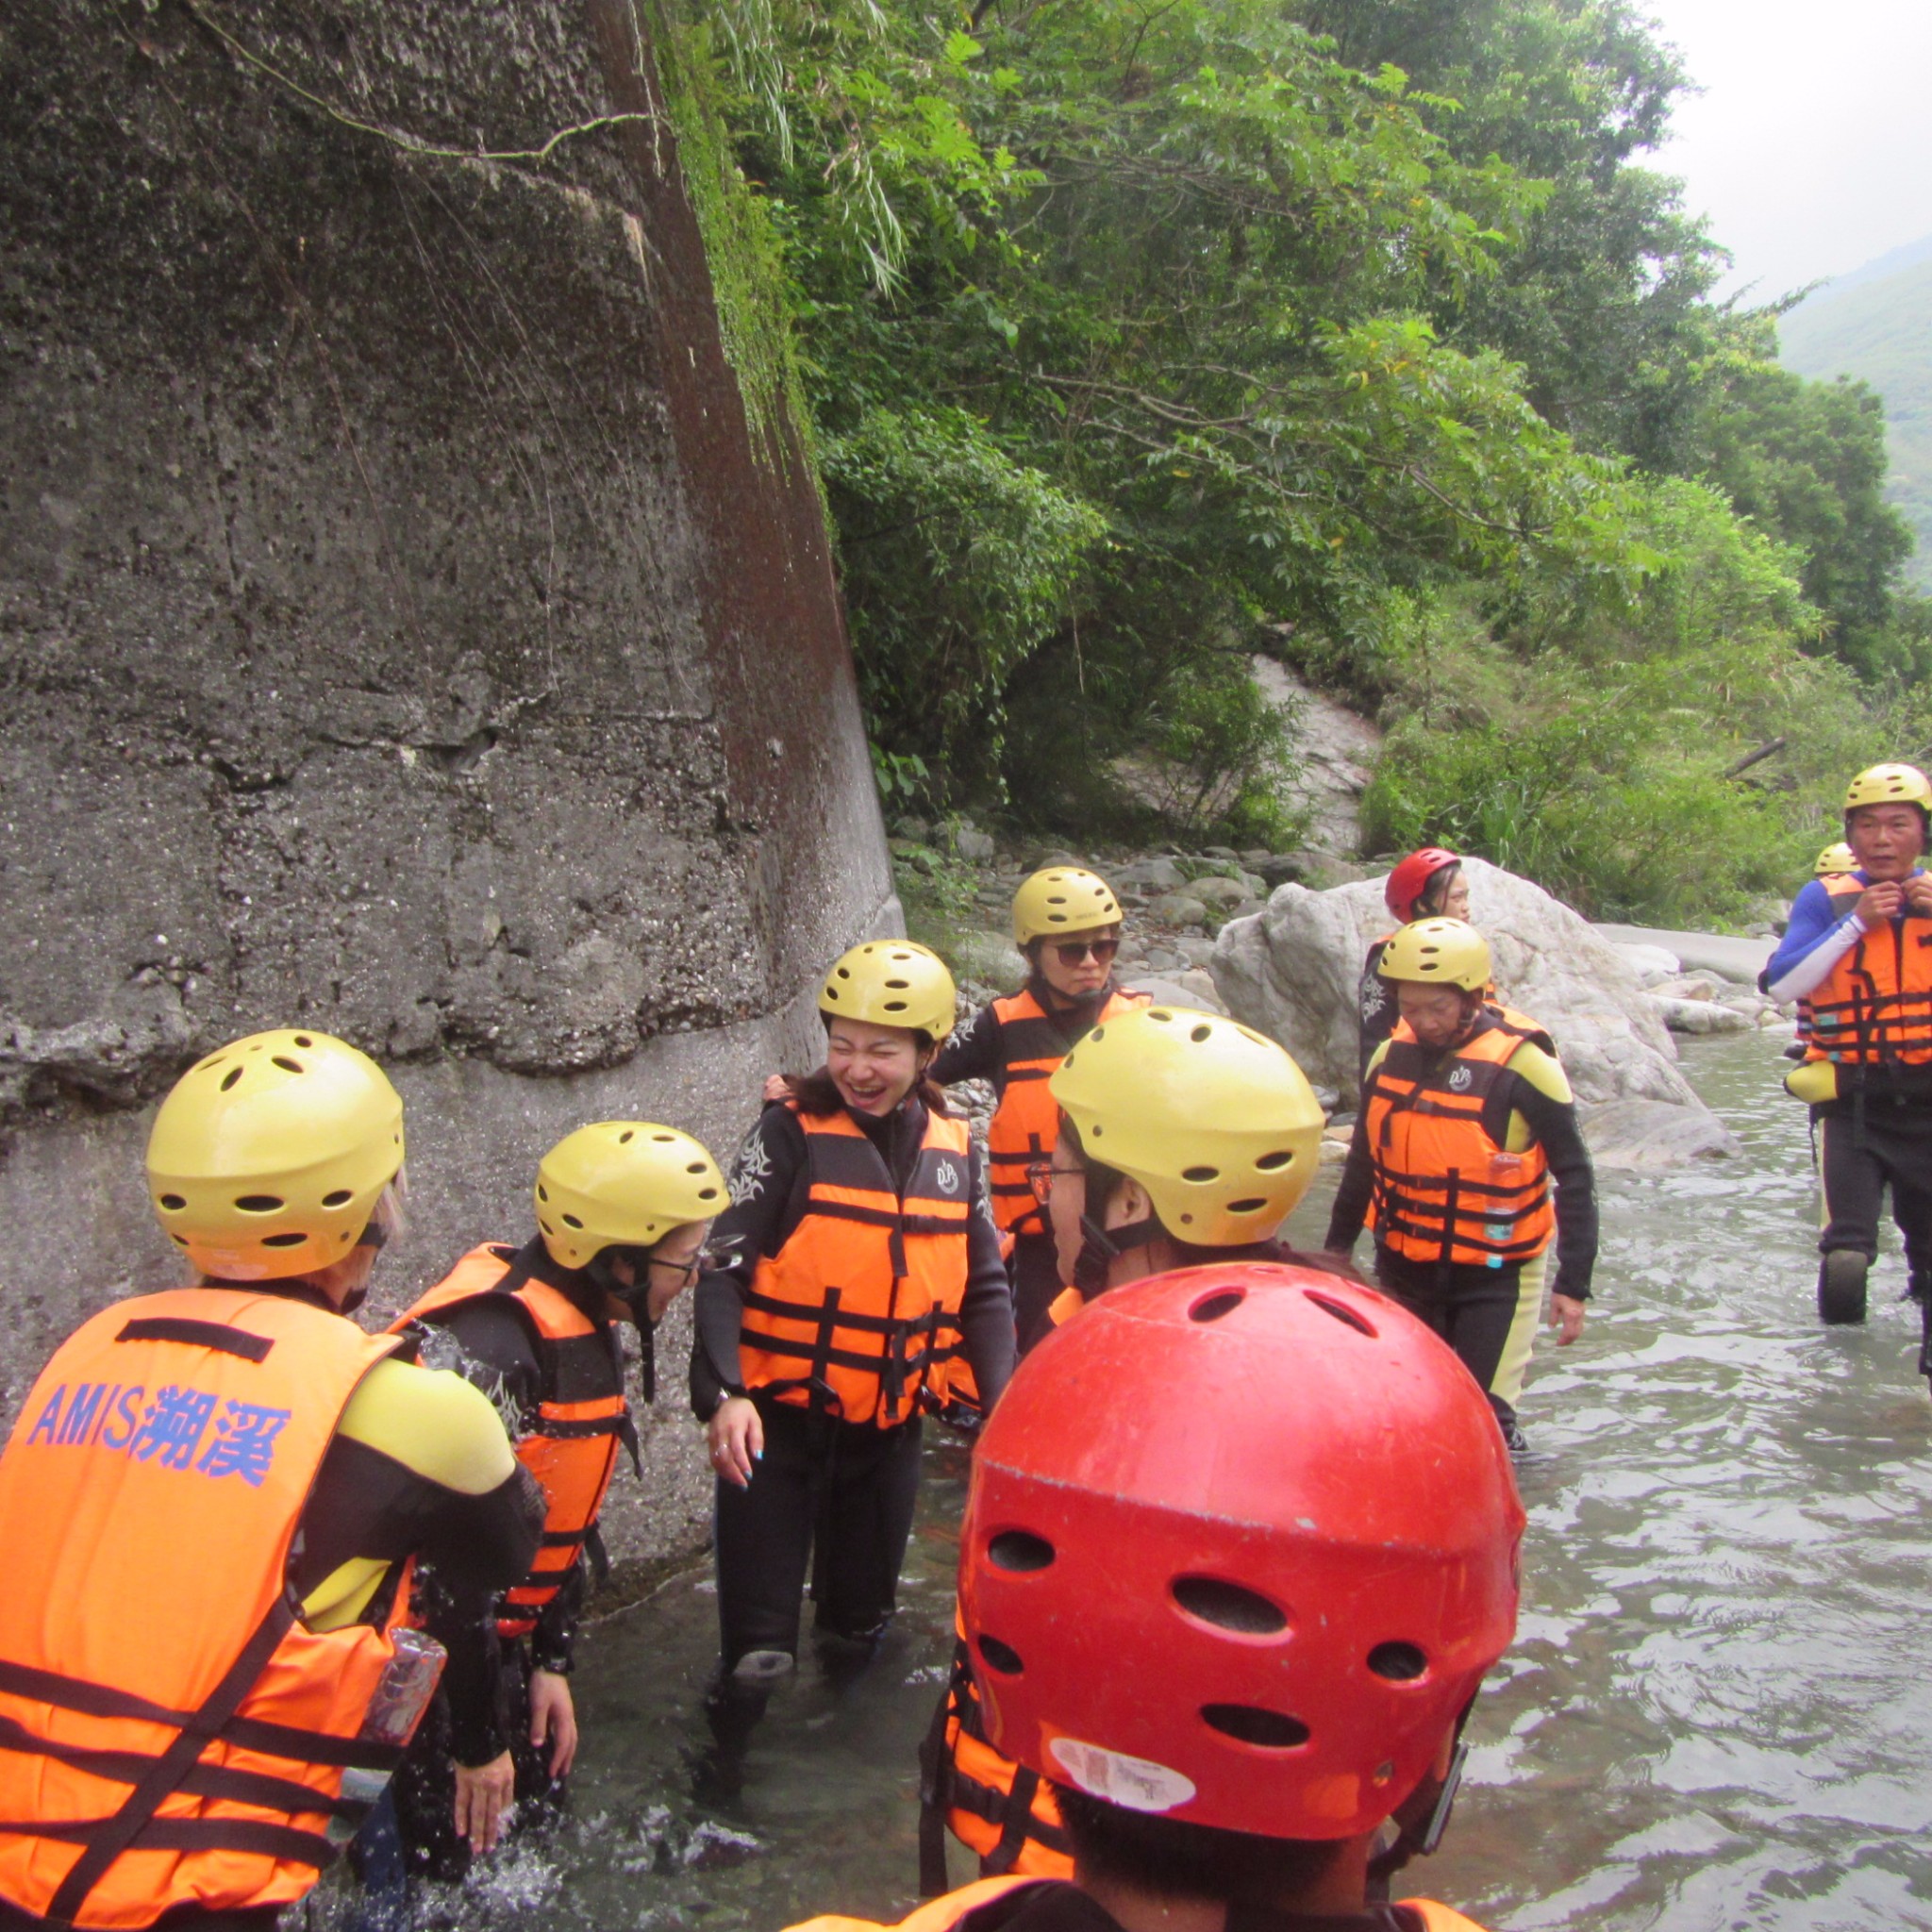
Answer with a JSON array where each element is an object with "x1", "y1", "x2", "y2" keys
[
  {"x1": 977, "y1": 1635, "x2": 1024, "y2": 1675},
  {"x1": 220, "y1": 1067, "x2": 243, "y2": 1091},
  {"x1": 886, "y1": 977, "x2": 910, "y2": 989},
  {"x1": 171, "y1": 1233, "x2": 189, "y2": 1246},
  {"x1": 562, "y1": 1213, "x2": 585, "y2": 1229},
  {"x1": 1173, "y1": 1576, "x2": 1287, "y2": 1634},
  {"x1": 654, "y1": 1133, "x2": 675, "y2": 1141},
  {"x1": 700, "y1": 1187, "x2": 720, "y2": 1201},
  {"x1": 885, "y1": 1000, "x2": 908, "y2": 1012},
  {"x1": 687, "y1": 1161, "x2": 707, "y2": 1174},
  {"x1": 158, "y1": 1193, "x2": 187, "y2": 1212},
  {"x1": 322, "y1": 1190, "x2": 353, "y2": 1208},
  {"x1": 1368, "y1": 1641, "x2": 1428, "y2": 1681},
  {"x1": 1190, "y1": 1024, "x2": 1212, "y2": 1043},
  {"x1": 272, "y1": 1056, "x2": 304, "y2": 1074},
  {"x1": 1201, "y1": 1705, "x2": 1307, "y2": 1748},
  {"x1": 234, "y1": 1194, "x2": 284, "y2": 1214},
  {"x1": 292, "y1": 1035, "x2": 314, "y2": 1048},
  {"x1": 1189, "y1": 1289, "x2": 1244, "y2": 1324},
  {"x1": 1149, "y1": 1009, "x2": 1173, "y2": 1024},
  {"x1": 1305, "y1": 1291, "x2": 1377, "y2": 1338},
  {"x1": 1226, "y1": 1196, "x2": 1268, "y2": 1215},
  {"x1": 988, "y1": 1530, "x2": 1056, "y2": 1573},
  {"x1": 261, "y1": 1232, "x2": 308, "y2": 1249},
  {"x1": 537, "y1": 1184, "x2": 550, "y2": 1202},
  {"x1": 1181, "y1": 1165, "x2": 1220, "y2": 1183},
  {"x1": 619, "y1": 1129, "x2": 635, "y2": 1143},
  {"x1": 1255, "y1": 1150, "x2": 1294, "y2": 1172}
]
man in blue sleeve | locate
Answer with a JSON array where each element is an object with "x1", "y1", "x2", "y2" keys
[{"x1": 1765, "y1": 763, "x2": 1932, "y2": 1343}]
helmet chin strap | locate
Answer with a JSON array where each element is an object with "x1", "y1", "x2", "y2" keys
[
  {"x1": 1072, "y1": 1213, "x2": 1163, "y2": 1293},
  {"x1": 1365, "y1": 1703, "x2": 1475, "y2": 1885}
]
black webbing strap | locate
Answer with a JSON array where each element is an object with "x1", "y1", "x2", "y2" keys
[
  {"x1": 915, "y1": 1684, "x2": 955, "y2": 1897},
  {"x1": 114, "y1": 1319, "x2": 274, "y2": 1363},
  {"x1": 46, "y1": 1596, "x2": 297, "y2": 1923},
  {"x1": 985, "y1": 1766, "x2": 1044, "y2": 1875},
  {"x1": 0, "y1": 1712, "x2": 361, "y2": 1824}
]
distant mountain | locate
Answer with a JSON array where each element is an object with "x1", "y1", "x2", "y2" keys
[{"x1": 1781, "y1": 238, "x2": 1932, "y2": 590}]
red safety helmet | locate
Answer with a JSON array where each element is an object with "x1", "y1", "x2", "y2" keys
[
  {"x1": 1384, "y1": 847, "x2": 1461, "y2": 924},
  {"x1": 958, "y1": 1263, "x2": 1523, "y2": 1841}
]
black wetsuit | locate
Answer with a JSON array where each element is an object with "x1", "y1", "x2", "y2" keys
[
  {"x1": 381, "y1": 1247, "x2": 625, "y2": 1881},
  {"x1": 691, "y1": 1096, "x2": 1015, "y2": 1668}
]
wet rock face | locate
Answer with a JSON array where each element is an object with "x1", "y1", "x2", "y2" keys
[
  {"x1": 0, "y1": 0, "x2": 897, "y2": 1543},
  {"x1": 0, "y1": 0, "x2": 891, "y2": 1118}
]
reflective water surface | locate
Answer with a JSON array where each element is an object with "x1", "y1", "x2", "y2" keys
[{"x1": 329, "y1": 1030, "x2": 1932, "y2": 1931}]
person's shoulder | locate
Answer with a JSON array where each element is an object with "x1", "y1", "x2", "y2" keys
[
  {"x1": 1506, "y1": 1038, "x2": 1574, "y2": 1106},
  {"x1": 336, "y1": 1357, "x2": 516, "y2": 1494}
]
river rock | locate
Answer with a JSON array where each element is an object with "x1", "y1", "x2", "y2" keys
[
  {"x1": 1149, "y1": 891, "x2": 1210, "y2": 927},
  {"x1": 1116, "y1": 857, "x2": 1188, "y2": 892},
  {"x1": 1581, "y1": 1098, "x2": 1742, "y2": 1172},
  {"x1": 1652, "y1": 996, "x2": 1753, "y2": 1036},
  {"x1": 955, "y1": 826, "x2": 997, "y2": 863},
  {"x1": 1130, "y1": 974, "x2": 1228, "y2": 1018},
  {"x1": 1192, "y1": 874, "x2": 1251, "y2": 909},
  {"x1": 946, "y1": 928, "x2": 1026, "y2": 994},
  {"x1": 1212, "y1": 857, "x2": 1707, "y2": 1115},
  {"x1": 1612, "y1": 942, "x2": 1683, "y2": 988}
]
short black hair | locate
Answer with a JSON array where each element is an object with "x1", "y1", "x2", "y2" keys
[{"x1": 1055, "y1": 1785, "x2": 1344, "y2": 1905}]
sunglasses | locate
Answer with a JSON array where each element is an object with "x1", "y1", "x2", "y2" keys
[
  {"x1": 646, "y1": 1244, "x2": 735, "y2": 1281},
  {"x1": 1025, "y1": 1160, "x2": 1087, "y2": 1208},
  {"x1": 1050, "y1": 937, "x2": 1120, "y2": 966}
]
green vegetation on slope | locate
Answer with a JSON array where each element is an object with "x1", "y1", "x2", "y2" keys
[
  {"x1": 664, "y1": 0, "x2": 1932, "y2": 921},
  {"x1": 1781, "y1": 249, "x2": 1932, "y2": 592}
]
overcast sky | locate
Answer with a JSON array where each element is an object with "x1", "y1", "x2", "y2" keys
[{"x1": 1637, "y1": 0, "x2": 1932, "y2": 302}]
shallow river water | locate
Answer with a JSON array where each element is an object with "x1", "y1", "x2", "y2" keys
[{"x1": 354, "y1": 1028, "x2": 1932, "y2": 1932}]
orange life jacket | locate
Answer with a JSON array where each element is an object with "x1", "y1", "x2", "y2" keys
[
  {"x1": 984, "y1": 988, "x2": 1146, "y2": 1238},
  {"x1": 739, "y1": 1108, "x2": 974, "y2": 1427},
  {"x1": 1803, "y1": 875, "x2": 1932, "y2": 1067},
  {"x1": 920, "y1": 1620, "x2": 1071, "y2": 1893},
  {"x1": 395, "y1": 1244, "x2": 631, "y2": 1641},
  {"x1": 1365, "y1": 1017, "x2": 1556, "y2": 1269},
  {"x1": 790, "y1": 1875, "x2": 1493, "y2": 1932},
  {"x1": 0, "y1": 1289, "x2": 436, "y2": 1929}
]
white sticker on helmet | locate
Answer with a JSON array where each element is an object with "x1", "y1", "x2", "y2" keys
[{"x1": 1048, "y1": 1737, "x2": 1196, "y2": 1813}]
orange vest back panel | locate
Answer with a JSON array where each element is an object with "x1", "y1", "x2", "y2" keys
[
  {"x1": 398, "y1": 1247, "x2": 628, "y2": 1640},
  {"x1": 0, "y1": 1290, "x2": 419, "y2": 1928},
  {"x1": 1365, "y1": 1022, "x2": 1555, "y2": 1269},
  {"x1": 786, "y1": 1879, "x2": 1491, "y2": 1932},
  {"x1": 740, "y1": 1109, "x2": 974, "y2": 1427},
  {"x1": 985, "y1": 988, "x2": 1146, "y2": 1236},
  {"x1": 932, "y1": 1617, "x2": 1070, "y2": 1882},
  {"x1": 1804, "y1": 878, "x2": 1932, "y2": 1067}
]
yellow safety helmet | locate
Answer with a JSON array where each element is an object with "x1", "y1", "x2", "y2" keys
[
  {"x1": 1049, "y1": 1005, "x2": 1324, "y2": 1245},
  {"x1": 535, "y1": 1122, "x2": 725, "y2": 1271},
  {"x1": 1815, "y1": 841, "x2": 1857, "y2": 878},
  {"x1": 1377, "y1": 917, "x2": 1491, "y2": 992},
  {"x1": 146, "y1": 1029, "x2": 404, "y2": 1281},
  {"x1": 1012, "y1": 866, "x2": 1123, "y2": 947},
  {"x1": 819, "y1": 940, "x2": 957, "y2": 1041},
  {"x1": 1844, "y1": 763, "x2": 1932, "y2": 818}
]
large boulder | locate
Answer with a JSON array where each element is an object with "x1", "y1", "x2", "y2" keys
[{"x1": 1212, "y1": 858, "x2": 1708, "y2": 1114}]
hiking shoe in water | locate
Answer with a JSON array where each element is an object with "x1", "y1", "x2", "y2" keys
[
  {"x1": 1817, "y1": 1250, "x2": 1870, "y2": 1325},
  {"x1": 729, "y1": 1648, "x2": 795, "y2": 1688}
]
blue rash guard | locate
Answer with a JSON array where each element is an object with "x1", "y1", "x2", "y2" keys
[{"x1": 1764, "y1": 873, "x2": 1895, "y2": 1005}]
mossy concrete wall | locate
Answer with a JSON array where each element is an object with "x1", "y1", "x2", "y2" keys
[{"x1": 0, "y1": 0, "x2": 893, "y2": 1569}]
